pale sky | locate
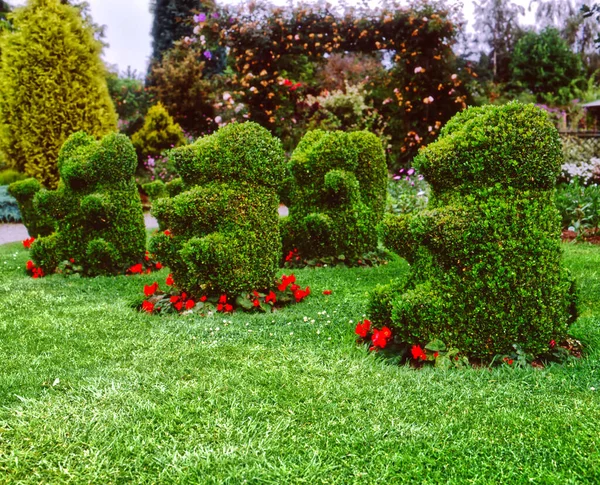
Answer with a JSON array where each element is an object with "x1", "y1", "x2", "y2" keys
[{"x1": 8, "y1": 0, "x2": 535, "y2": 75}]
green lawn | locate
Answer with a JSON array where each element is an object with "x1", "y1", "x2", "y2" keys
[{"x1": 1, "y1": 241, "x2": 600, "y2": 484}]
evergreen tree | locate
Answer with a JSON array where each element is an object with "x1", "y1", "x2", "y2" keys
[
  {"x1": 0, "y1": 1, "x2": 10, "y2": 20},
  {"x1": 150, "y1": 0, "x2": 201, "y2": 62},
  {"x1": 0, "y1": 0, "x2": 117, "y2": 188}
]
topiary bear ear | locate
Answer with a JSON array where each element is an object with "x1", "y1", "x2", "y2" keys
[{"x1": 91, "y1": 133, "x2": 138, "y2": 184}]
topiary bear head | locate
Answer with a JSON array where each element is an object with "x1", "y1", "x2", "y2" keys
[
  {"x1": 414, "y1": 101, "x2": 563, "y2": 193},
  {"x1": 58, "y1": 131, "x2": 137, "y2": 191},
  {"x1": 169, "y1": 122, "x2": 285, "y2": 189}
]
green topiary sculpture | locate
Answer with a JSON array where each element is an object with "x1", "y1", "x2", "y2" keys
[
  {"x1": 29, "y1": 131, "x2": 146, "y2": 275},
  {"x1": 281, "y1": 130, "x2": 387, "y2": 260},
  {"x1": 7, "y1": 177, "x2": 55, "y2": 237},
  {"x1": 369, "y1": 102, "x2": 578, "y2": 358},
  {"x1": 148, "y1": 122, "x2": 285, "y2": 295}
]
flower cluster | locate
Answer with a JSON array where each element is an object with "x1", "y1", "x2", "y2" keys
[
  {"x1": 138, "y1": 273, "x2": 311, "y2": 316},
  {"x1": 22, "y1": 237, "x2": 35, "y2": 249},
  {"x1": 25, "y1": 260, "x2": 44, "y2": 278},
  {"x1": 127, "y1": 251, "x2": 163, "y2": 275}
]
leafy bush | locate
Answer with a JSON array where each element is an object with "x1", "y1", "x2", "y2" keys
[
  {"x1": 0, "y1": 168, "x2": 27, "y2": 185},
  {"x1": 369, "y1": 102, "x2": 577, "y2": 359},
  {"x1": 29, "y1": 132, "x2": 146, "y2": 275},
  {"x1": 0, "y1": 185, "x2": 20, "y2": 222},
  {"x1": 555, "y1": 181, "x2": 600, "y2": 234},
  {"x1": 148, "y1": 122, "x2": 286, "y2": 296},
  {"x1": 282, "y1": 130, "x2": 387, "y2": 261},
  {"x1": 7, "y1": 178, "x2": 54, "y2": 237},
  {"x1": 0, "y1": 0, "x2": 117, "y2": 188},
  {"x1": 106, "y1": 68, "x2": 149, "y2": 136},
  {"x1": 131, "y1": 103, "x2": 187, "y2": 165}
]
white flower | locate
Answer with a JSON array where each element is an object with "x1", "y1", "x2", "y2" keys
[
  {"x1": 414, "y1": 66, "x2": 423, "y2": 74},
  {"x1": 223, "y1": 92, "x2": 232, "y2": 101},
  {"x1": 215, "y1": 116, "x2": 222, "y2": 124}
]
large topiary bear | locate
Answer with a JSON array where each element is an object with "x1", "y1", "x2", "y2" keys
[
  {"x1": 29, "y1": 131, "x2": 146, "y2": 275},
  {"x1": 148, "y1": 122, "x2": 285, "y2": 295},
  {"x1": 369, "y1": 102, "x2": 577, "y2": 358},
  {"x1": 281, "y1": 130, "x2": 387, "y2": 260}
]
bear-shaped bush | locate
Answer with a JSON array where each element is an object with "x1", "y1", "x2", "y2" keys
[
  {"x1": 282, "y1": 130, "x2": 387, "y2": 260},
  {"x1": 369, "y1": 102, "x2": 577, "y2": 358},
  {"x1": 148, "y1": 122, "x2": 285, "y2": 295},
  {"x1": 30, "y1": 131, "x2": 146, "y2": 275}
]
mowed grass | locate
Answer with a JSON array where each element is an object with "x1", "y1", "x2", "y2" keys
[{"x1": 1, "y1": 241, "x2": 600, "y2": 484}]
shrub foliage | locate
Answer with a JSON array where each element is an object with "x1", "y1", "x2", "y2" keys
[
  {"x1": 0, "y1": 0, "x2": 117, "y2": 188},
  {"x1": 282, "y1": 129, "x2": 387, "y2": 261},
  {"x1": 369, "y1": 102, "x2": 578, "y2": 358},
  {"x1": 7, "y1": 178, "x2": 54, "y2": 237},
  {"x1": 149, "y1": 122, "x2": 286, "y2": 295},
  {"x1": 29, "y1": 132, "x2": 146, "y2": 275}
]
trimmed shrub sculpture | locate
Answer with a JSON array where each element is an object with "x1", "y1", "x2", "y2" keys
[
  {"x1": 281, "y1": 130, "x2": 387, "y2": 261},
  {"x1": 369, "y1": 102, "x2": 578, "y2": 359},
  {"x1": 148, "y1": 122, "x2": 286, "y2": 295},
  {"x1": 7, "y1": 178, "x2": 55, "y2": 236},
  {"x1": 28, "y1": 131, "x2": 146, "y2": 275}
]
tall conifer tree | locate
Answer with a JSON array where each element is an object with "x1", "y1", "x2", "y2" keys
[{"x1": 0, "y1": 0, "x2": 117, "y2": 188}]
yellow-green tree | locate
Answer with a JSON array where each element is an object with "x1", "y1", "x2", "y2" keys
[{"x1": 0, "y1": 0, "x2": 117, "y2": 188}]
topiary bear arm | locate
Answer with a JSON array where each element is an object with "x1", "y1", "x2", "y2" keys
[
  {"x1": 34, "y1": 188, "x2": 68, "y2": 220},
  {"x1": 323, "y1": 169, "x2": 360, "y2": 207},
  {"x1": 80, "y1": 193, "x2": 112, "y2": 225}
]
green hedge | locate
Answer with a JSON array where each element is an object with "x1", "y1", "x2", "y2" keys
[
  {"x1": 29, "y1": 131, "x2": 146, "y2": 275},
  {"x1": 369, "y1": 102, "x2": 578, "y2": 358},
  {"x1": 149, "y1": 122, "x2": 285, "y2": 295},
  {"x1": 282, "y1": 130, "x2": 387, "y2": 260}
]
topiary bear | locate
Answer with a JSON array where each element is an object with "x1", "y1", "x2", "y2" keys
[
  {"x1": 7, "y1": 177, "x2": 55, "y2": 237},
  {"x1": 281, "y1": 130, "x2": 387, "y2": 261},
  {"x1": 29, "y1": 131, "x2": 146, "y2": 275},
  {"x1": 148, "y1": 122, "x2": 286, "y2": 296},
  {"x1": 369, "y1": 102, "x2": 577, "y2": 358}
]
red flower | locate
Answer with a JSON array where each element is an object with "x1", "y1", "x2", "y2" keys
[
  {"x1": 181, "y1": 292, "x2": 187, "y2": 300},
  {"x1": 277, "y1": 274, "x2": 296, "y2": 292},
  {"x1": 175, "y1": 301, "x2": 184, "y2": 311},
  {"x1": 293, "y1": 286, "x2": 310, "y2": 303},
  {"x1": 155, "y1": 262, "x2": 163, "y2": 270},
  {"x1": 22, "y1": 237, "x2": 35, "y2": 249},
  {"x1": 372, "y1": 328, "x2": 390, "y2": 349},
  {"x1": 144, "y1": 282, "x2": 159, "y2": 297},
  {"x1": 549, "y1": 339, "x2": 556, "y2": 349},
  {"x1": 285, "y1": 248, "x2": 299, "y2": 262},
  {"x1": 32, "y1": 267, "x2": 44, "y2": 279},
  {"x1": 144, "y1": 253, "x2": 149, "y2": 261},
  {"x1": 323, "y1": 290, "x2": 332, "y2": 295},
  {"x1": 26, "y1": 260, "x2": 34, "y2": 271},
  {"x1": 128, "y1": 263, "x2": 143, "y2": 274},
  {"x1": 185, "y1": 299, "x2": 195, "y2": 310},
  {"x1": 165, "y1": 274, "x2": 174, "y2": 286},
  {"x1": 164, "y1": 230, "x2": 172, "y2": 236},
  {"x1": 217, "y1": 303, "x2": 224, "y2": 312},
  {"x1": 170, "y1": 295, "x2": 180, "y2": 303},
  {"x1": 433, "y1": 352, "x2": 439, "y2": 358},
  {"x1": 283, "y1": 79, "x2": 293, "y2": 87},
  {"x1": 253, "y1": 299, "x2": 260, "y2": 307},
  {"x1": 265, "y1": 291, "x2": 277, "y2": 304},
  {"x1": 225, "y1": 303, "x2": 233, "y2": 312},
  {"x1": 355, "y1": 319, "x2": 371, "y2": 338},
  {"x1": 290, "y1": 284, "x2": 300, "y2": 292},
  {"x1": 200, "y1": 295, "x2": 207, "y2": 302},
  {"x1": 219, "y1": 294, "x2": 227, "y2": 304},
  {"x1": 142, "y1": 301, "x2": 154, "y2": 313},
  {"x1": 411, "y1": 345, "x2": 426, "y2": 360},
  {"x1": 503, "y1": 357, "x2": 514, "y2": 365},
  {"x1": 69, "y1": 258, "x2": 75, "y2": 263}
]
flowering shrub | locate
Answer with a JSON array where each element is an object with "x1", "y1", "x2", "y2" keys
[
  {"x1": 281, "y1": 130, "x2": 387, "y2": 261},
  {"x1": 25, "y1": 259, "x2": 44, "y2": 278},
  {"x1": 29, "y1": 132, "x2": 146, "y2": 276},
  {"x1": 370, "y1": 102, "x2": 578, "y2": 359},
  {"x1": 138, "y1": 272, "x2": 310, "y2": 315}
]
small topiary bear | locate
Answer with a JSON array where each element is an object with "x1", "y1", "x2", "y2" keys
[
  {"x1": 29, "y1": 131, "x2": 146, "y2": 275},
  {"x1": 369, "y1": 102, "x2": 578, "y2": 358},
  {"x1": 281, "y1": 130, "x2": 387, "y2": 260},
  {"x1": 7, "y1": 177, "x2": 55, "y2": 237},
  {"x1": 148, "y1": 122, "x2": 286, "y2": 296}
]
